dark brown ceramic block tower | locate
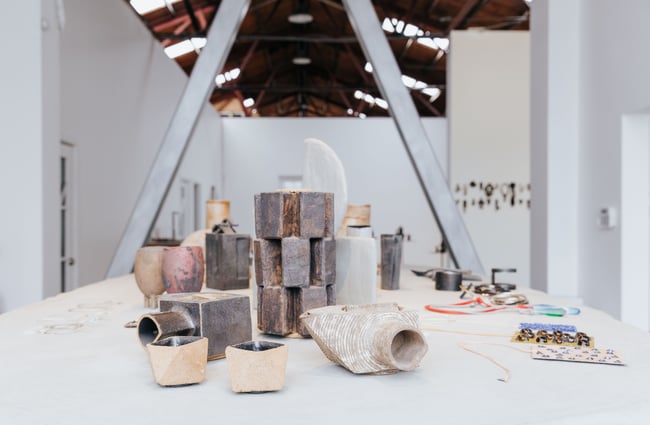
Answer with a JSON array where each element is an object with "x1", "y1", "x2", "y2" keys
[{"x1": 254, "y1": 190, "x2": 336, "y2": 337}]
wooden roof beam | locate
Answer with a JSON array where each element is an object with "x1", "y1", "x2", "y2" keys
[
  {"x1": 152, "y1": 5, "x2": 215, "y2": 32},
  {"x1": 161, "y1": 18, "x2": 192, "y2": 47},
  {"x1": 446, "y1": 0, "x2": 486, "y2": 33}
]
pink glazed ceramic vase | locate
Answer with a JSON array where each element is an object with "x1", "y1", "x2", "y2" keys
[{"x1": 161, "y1": 246, "x2": 205, "y2": 293}]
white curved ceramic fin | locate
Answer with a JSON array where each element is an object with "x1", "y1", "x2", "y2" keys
[{"x1": 302, "y1": 138, "x2": 348, "y2": 233}]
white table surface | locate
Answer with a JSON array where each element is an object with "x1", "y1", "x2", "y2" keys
[{"x1": 1, "y1": 271, "x2": 649, "y2": 425}]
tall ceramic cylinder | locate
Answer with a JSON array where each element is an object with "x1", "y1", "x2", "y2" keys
[
  {"x1": 206, "y1": 199, "x2": 230, "y2": 231},
  {"x1": 380, "y1": 233, "x2": 404, "y2": 290},
  {"x1": 134, "y1": 246, "x2": 166, "y2": 308},
  {"x1": 336, "y1": 226, "x2": 377, "y2": 305},
  {"x1": 162, "y1": 246, "x2": 204, "y2": 293},
  {"x1": 137, "y1": 311, "x2": 196, "y2": 346},
  {"x1": 337, "y1": 204, "x2": 371, "y2": 237}
]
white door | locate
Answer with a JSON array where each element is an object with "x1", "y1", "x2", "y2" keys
[
  {"x1": 179, "y1": 179, "x2": 195, "y2": 238},
  {"x1": 60, "y1": 142, "x2": 78, "y2": 292}
]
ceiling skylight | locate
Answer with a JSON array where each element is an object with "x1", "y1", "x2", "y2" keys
[
  {"x1": 354, "y1": 90, "x2": 388, "y2": 110},
  {"x1": 215, "y1": 67, "x2": 241, "y2": 86},
  {"x1": 381, "y1": 17, "x2": 449, "y2": 53},
  {"x1": 363, "y1": 62, "x2": 441, "y2": 103},
  {"x1": 130, "y1": 0, "x2": 182, "y2": 15},
  {"x1": 164, "y1": 37, "x2": 206, "y2": 59}
]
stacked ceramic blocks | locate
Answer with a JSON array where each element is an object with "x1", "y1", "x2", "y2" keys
[{"x1": 254, "y1": 190, "x2": 336, "y2": 336}]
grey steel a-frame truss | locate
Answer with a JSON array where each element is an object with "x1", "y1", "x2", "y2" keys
[
  {"x1": 106, "y1": 0, "x2": 250, "y2": 277},
  {"x1": 107, "y1": 0, "x2": 483, "y2": 278},
  {"x1": 342, "y1": 0, "x2": 484, "y2": 274}
]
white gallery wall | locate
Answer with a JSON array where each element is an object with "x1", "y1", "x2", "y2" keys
[
  {"x1": 60, "y1": 0, "x2": 223, "y2": 289},
  {"x1": 532, "y1": 0, "x2": 650, "y2": 328},
  {"x1": 448, "y1": 30, "x2": 531, "y2": 287},
  {"x1": 0, "y1": 1, "x2": 60, "y2": 312},
  {"x1": 222, "y1": 117, "x2": 448, "y2": 267}
]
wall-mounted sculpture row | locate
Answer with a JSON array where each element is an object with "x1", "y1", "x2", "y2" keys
[
  {"x1": 254, "y1": 190, "x2": 336, "y2": 337},
  {"x1": 300, "y1": 303, "x2": 428, "y2": 374}
]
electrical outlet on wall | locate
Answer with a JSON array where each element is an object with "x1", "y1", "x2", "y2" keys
[{"x1": 598, "y1": 207, "x2": 617, "y2": 229}]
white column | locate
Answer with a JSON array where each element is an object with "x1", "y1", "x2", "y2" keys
[
  {"x1": 620, "y1": 113, "x2": 650, "y2": 330},
  {"x1": 0, "y1": 1, "x2": 60, "y2": 312},
  {"x1": 530, "y1": 0, "x2": 581, "y2": 299}
]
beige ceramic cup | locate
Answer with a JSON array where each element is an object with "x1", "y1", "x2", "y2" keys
[{"x1": 134, "y1": 246, "x2": 166, "y2": 309}]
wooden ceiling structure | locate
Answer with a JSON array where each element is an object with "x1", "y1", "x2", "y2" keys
[{"x1": 128, "y1": 0, "x2": 529, "y2": 117}]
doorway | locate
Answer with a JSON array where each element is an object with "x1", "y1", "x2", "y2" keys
[{"x1": 60, "y1": 141, "x2": 78, "y2": 292}]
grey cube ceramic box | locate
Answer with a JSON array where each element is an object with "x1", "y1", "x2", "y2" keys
[
  {"x1": 205, "y1": 232, "x2": 251, "y2": 290},
  {"x1": 159, "y1": 293, "x2": 252, "y2": 360}
]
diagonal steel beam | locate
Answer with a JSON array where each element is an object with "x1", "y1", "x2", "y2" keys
[
  {"x1": 343, "y1": 0, "x2": 484, "y2": 274},
  {"x1": 107, "y1": 0, "x2": 251, "y2": 278}
]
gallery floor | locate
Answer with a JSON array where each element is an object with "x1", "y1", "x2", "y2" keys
[{"x1": 1, "y1": 272, "x2": 649, "y2": 424}]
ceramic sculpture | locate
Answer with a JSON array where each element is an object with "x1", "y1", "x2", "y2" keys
[
  {"x1": 134, "y1": 246, "x2": 166, "y2": 308},
  {"x1": 302, "y1": 138, "x2": 348, "y2": 234},
  {"x1": 300, "y1": 303, "x2": 428, "y2": 374},
  {"x1": 161, "y1": 246, "x2": 204, "y2": 293},
  {"x1": 205, "y1": 199, "x2": 230, "y2": 230},
  {"x1": 380, "y1": 229, "x2": 404, "y2": 290},
  {"x1": 147, "y1": 336, "x2": 208, "y2": 386},
  {"x1": 225, "y1": 340, "x2": 288, "y2": 393},
  {"x1": 254, "y1": 190, "x2": 336, "y2": 337},
  {"x1": 336, "y1": 225, "x2": 377, "y2": 305},
  {"x1": 337, "y1": 204, "x2": 371, "y2": 237},
  {"x1": 137, "y1": 292, "x2": 252, "y2": 360},
  {"x1": 205, "y1": 220, "x2": 251, "y2": 290}
]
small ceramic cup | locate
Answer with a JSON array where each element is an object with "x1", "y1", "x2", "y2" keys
[
  {"x1": 147, "y1": 336, "x2": 208, "y2": 387},
  {"x1": 161, "y1": 246, "x2": 204, "y2": 293},
  {"x1": 134, "y1": 246, "x2": 166, "y2": 308},
  {"x1": 225, "y1": 340, "x2": 288, "y2": 393}
]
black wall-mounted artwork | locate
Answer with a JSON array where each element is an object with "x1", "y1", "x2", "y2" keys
[{"x1": 454, "y1": 181, "x2": 531, "y2": 213}]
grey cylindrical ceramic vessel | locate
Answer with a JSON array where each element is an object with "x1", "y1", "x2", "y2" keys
[
  {"x1": 137, "y1": 311, "x2": 196, "y2": 346},
  {"x1": 380, "y1": 234, "x2": 403, "y2": 290}
]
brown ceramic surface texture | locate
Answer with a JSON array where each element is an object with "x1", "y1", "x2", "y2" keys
[{"x1": 162, "y1": 246, "x2": 204, "y2": 293}]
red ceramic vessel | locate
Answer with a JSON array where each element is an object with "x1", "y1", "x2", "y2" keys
[{"x1": 161, "y1": 246, "x2": 205, "y2": 293}]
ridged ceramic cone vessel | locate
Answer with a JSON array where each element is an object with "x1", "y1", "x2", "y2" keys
[
  {"x1": 134, "y1": 246, "x2": 166, "y2": 308},
  {"x1": 147, "y1": 336, "x2": 208, "y2": 386},
  {"x1": 300, "y1": 303, "x2": 428, "y2": 375}
]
